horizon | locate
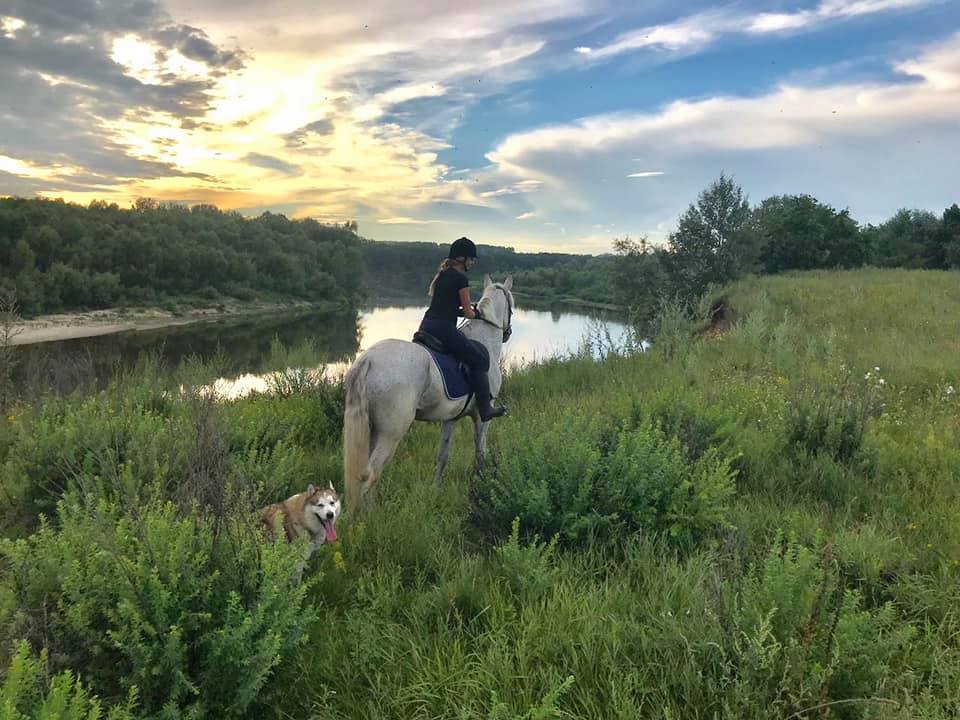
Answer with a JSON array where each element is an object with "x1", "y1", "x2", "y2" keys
[{"x1": 2, "y1": 0, "x2": 959, "y2": 254}]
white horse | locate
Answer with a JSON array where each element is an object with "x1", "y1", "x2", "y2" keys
[{"x1": 342, "y1": 275, "x2": 514, "y2": 509}]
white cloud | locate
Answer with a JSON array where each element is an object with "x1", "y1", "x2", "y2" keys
[
  {"x1": 627, "y1": 171, "x2": 664, "y2": 178},
  {"x1": 516, "y1": 211, "x2": 536, "y2": 219},
  {"x1": 377, "y1": 216, "x2": 449, "y2": 224},
  {"x1": 748, "y1": 0, "x2": 934, "y2": 34},
  {"x1": 584, "y1": 0, "x2": 938, "y2": 61},
  {"x1": 480, "y1": 179, "x2": 544, "y2": 197},
  {"x1": 1, "y1": 16, "x2": 26, "y2": 38},
  {"x1": 587, "y1": 11, "x2": 723, "y2": 59},
  {"x1": 492, "y1": 33, "x2": 960, "y2": 242}
]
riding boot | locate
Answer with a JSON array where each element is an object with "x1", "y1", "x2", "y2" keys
[{"x1": 473, "y1": 368, "x2": 507, "y2": 421}]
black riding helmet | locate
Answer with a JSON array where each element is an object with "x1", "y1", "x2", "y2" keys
[{"x1": 448, "y1": 236, "x2": 477, "y2": 259}]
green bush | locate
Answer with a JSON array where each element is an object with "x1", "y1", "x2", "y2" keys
[
  {"x1": 731, "y1": 532, "x2": 915, "y2": 717},
  {"x1": 471, "y1": 413, "x2": 608, "y2": 542},
  {"x1": 493, "y1": 518, "x2": 560, "y2": 605},
  {"x1": 633, "y1": 388, "x2": 735, "y2": 462},
  {"x1": 1, "y1": 641, "x2": 138, "y2": 720},
  {"x1": 0, "y1": 501, "x2": 314, "y2": 719},
  {"x1": 472, "y1": 413, "x2": 737, "y2": 547},
  {"x1": 0, "y1": 394, "x2": 172, "y2": 534},
  {"x1": 784, "y1": 377, "x2": 880, "y2": 465},
  {"x1": 0, "y1": 368, "x2": 321, "y2": 536},
  {"x1": 597, "y1": 422, "x2": 737, "y2": 547}
]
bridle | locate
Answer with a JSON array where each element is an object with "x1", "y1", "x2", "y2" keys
[{"x1": 476, "y1": 285, "x2": 513, "y2": 343}]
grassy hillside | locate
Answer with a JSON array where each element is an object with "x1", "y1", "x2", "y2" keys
[{"x1": 1, "y1": 269, "x2": 958, "y2": 718}]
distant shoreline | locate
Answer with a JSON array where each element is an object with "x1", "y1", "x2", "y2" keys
[
  {"x1": 8, "y1": 300, "x2": 336, "y2": 347},
  {"x1": 7, "y1": 292, "x2": 623, "y2": 348}
]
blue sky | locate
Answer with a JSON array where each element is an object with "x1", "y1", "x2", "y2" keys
[{"x1": 2, "y1": 0, "x2": 959, "y2": 252}]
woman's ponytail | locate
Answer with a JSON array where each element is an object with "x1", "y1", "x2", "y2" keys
[{"x1": 427, "y1": 258, "x2": 452, "y2": 296}]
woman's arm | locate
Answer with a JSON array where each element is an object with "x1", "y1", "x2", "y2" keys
[{"x1": 459, "y1": 287, "x2": 478, "y2": 319}]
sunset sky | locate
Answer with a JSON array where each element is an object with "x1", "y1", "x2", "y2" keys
[{"x1": 2, "y1": 0, "x2": 959, "y2": 252}]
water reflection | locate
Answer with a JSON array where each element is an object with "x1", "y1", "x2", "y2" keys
[
  {"x1": 13, "y1": 307, "x2": 360, "y2": 395},
  {"x1": 13, "y1": 302, "x2": 629, "y2": 399},
  {"x1": 213, "y1": 304, "x2": 630, "y2": 399}
]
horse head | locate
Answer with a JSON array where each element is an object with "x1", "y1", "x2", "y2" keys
[{"x1": 479, "y1": 275, "x2": 514, "y2": 342}]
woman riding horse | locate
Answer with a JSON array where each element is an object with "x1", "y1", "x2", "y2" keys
[{"x1": 418, "y1": 237, "x2": 507, "y2": 422}]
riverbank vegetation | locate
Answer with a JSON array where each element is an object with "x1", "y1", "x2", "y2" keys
[{"x1": 0, "y1": 197, "x2": 365, "y2": 316}]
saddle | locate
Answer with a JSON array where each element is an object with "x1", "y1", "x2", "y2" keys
[{"x1": 412, "y1": 330, "x2": 476, "y2": 402}]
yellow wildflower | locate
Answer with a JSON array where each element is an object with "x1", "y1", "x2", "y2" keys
[
  {"x1": 5, "y1": 415, "x2": 14, "y2": 422},
  {"x1": 906, "y1": 523, "x2": 918, "y2": 531},
  {"x1": 333, "y1": 551, "x2": 346, "y2": 573}
]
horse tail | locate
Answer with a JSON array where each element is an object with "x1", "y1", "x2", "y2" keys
[{"x1": 343, "y1": 355, "x2": 371, "y2": 511}]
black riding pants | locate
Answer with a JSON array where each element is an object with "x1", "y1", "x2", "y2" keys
[{"x1": 419, "y1": 315, "x2": 493, "y2": 401}]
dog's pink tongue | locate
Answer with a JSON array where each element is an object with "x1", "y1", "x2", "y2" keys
[{"x1": 323, "y1": 521, "x2": 337, "y2": 542}]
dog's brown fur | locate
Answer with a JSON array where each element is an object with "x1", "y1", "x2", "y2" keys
[{"x1": 260, "y1": 483, "x2": 340, "y2": 550}]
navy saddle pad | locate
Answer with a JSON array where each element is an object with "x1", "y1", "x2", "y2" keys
[{"x1": 412, "y1": 331, "x2": 473, "y2": 400}]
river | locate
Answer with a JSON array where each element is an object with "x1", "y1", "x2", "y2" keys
[{"x1": 12, "y1": 301, "x2": 634, "y2": 398}]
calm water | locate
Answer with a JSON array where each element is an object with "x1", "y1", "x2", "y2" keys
[{"x1": 14, "y1": 302, "x2": 630, "y2": 398}]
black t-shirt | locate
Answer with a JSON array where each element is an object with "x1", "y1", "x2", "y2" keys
[{"x1": 425, "y1": 267, "x2": 469, "y2": 325}]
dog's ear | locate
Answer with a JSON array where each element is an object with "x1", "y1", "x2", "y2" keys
[
  {"x1": 503, "y1": 275, "x2": 513, "y2": 291},
  {"x1": 483, "y1": 274, "x2": 492, "y2": 288},
  {"x1": 328, "y1": 479, "x2": 335, "y2": 491},
  {"x1": 306, "y1": 483, "x2": 316, "y2": 495}
]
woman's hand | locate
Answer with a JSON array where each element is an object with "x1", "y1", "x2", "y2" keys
[{"x1": 459, "y1": 287, "x2": 477, "y2": 318}]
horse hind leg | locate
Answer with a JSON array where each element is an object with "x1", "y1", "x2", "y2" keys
[
  {"x1": 360, "y1": 430, "x2": 407, "y2": 505},
  {"x1": 434, "y1": 420, "x2": 455, "y2": 489}
]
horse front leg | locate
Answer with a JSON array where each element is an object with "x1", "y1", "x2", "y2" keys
[
  {"x1": 433, "y1": 420, "x2": 455, "y2": 489},
  {"x1": 472, "y1": 415, "x2": 490, "y2": 473}
]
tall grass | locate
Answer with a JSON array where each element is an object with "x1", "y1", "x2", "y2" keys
[{"x1": 1, "y1": 268, "x2": 958, "y2": 718}]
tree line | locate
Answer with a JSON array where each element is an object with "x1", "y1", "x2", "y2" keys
[
  {"x1": 359, "y1": 239, "x2": 600, "y2": 300},
  {"x1": 500, "y1": 176, "x2": 959, "y2": 327},
  {"x1": 0, "y1": 197, "x2": 365, "y2": 315},
  {"x1": 2, "y1": 185, "x2": 957, "y2": 321}
]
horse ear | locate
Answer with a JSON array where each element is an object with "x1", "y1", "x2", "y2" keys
[
  {"x1": 483, "y1": 274, "x2": 492, "y2": 288},
  {"x1": 503, "y1": 275, "x2": 513, "y2": 291}
]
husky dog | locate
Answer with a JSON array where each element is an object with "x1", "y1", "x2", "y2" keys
[{"x1": 260, "y1": 483, "x2": 341, "y2": 562}]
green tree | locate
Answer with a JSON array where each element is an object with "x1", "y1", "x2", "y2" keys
[
  {"x1": 612, "y1": 236, "x2": 668, "y2": 330},
  {"x1": 938, "y1": 203, "x2": 960, "y2": 269},
  {"x1": 755, "y1": 195, "x2": 863, "y2": 273},
  {"x1": 12, "y1": 238, "x2": 36, "y2": 274},
  {"x1": 867, "y1": 208, "x2": 940, "y2": 268},
  {"x1": 24, "y1": 225, "x2": 62, "y2": 271},
  {"x1": 663, "y1": 174, "x2": 752, "y2": 300}
]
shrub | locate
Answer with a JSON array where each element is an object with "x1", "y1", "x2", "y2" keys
[
  {"x1": 784, "y1": 377, "x2": 880, "y2": 466},
  {"x1": 731, "y1": 532, "x2": 915, "y2": 717},
  {"x1": 472, "y1": 413, "x2": 737, "y2": 548},
  {"x1": 597, "y1": 422, "x2": 737, "y2": 547},
  {"x1": 493, "y1": 518, "x2": 560, "y2": 604},
  {"x1": 0, "y1": 501, "x2": 314, "y2": 719},
  {"x1": 631, "y1": 387, "x2": 736, "y2": 462},
  {"x1": 0, "y1": 641, "x2": 138, "y2": 720},
  {"x1": 470, "y1": 413, "x2": 607, "y2": 542}
]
